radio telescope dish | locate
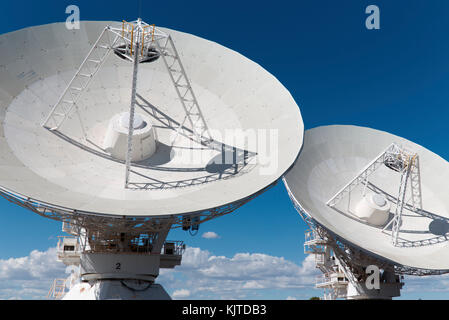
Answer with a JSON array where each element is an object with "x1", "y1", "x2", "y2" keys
[
  {"x1": 0, "y1": 20, "x2": 303, "y2": 299},
  {"x1": 284, "y1": 125, "x2": 449, "y2": 299}
]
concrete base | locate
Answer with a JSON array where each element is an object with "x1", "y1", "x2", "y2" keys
[{"x1": 62, "y1": 281, "x2": 171, "y2": 300}]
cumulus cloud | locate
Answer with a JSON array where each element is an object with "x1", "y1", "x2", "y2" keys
[
  {"x1": 159, "y1": 249, "x2": 449, "y2": 300},
  {"x1": 0, "y1": 246, "x2": 323, "y2": 300},
  {"x1": 172, "y1": 289, "x2": 191, "y2": 299},
  {"x1": 201, "y1": 232, "x2": 220, "y2": 239},
  {"x1": 0, "y1": 247, "x2": 66, "y2": 300},
  {"x1": 401, "y1": 273, "x2": 449, "y2": 298},
  {"x1": 158, "y1": 247, "x2": 320, "y2": 299}
]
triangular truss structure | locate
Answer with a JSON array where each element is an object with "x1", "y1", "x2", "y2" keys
[
  {"x1": 41, "y1": 19, "x2": 213, "y2": 189},
  {"x1": 326, "y1": 143, "x2": 423, "y2": 246}
]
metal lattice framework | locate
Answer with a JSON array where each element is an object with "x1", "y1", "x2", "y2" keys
[
  {"x1": 326, "y1": 143, "x2": 424, "y2": 247},
  {"x1": 390, "y1": 154, "x2": 420, "y2": 245},
  {"x1": 0, "y1": 180, "x2": 276, "y2": 235},
  {"x1": 365, "y1": 182, "x2": 449, "y2": 248},
  {"x1": 41, "y1": 19, "x2": 213, "y2": 189}
]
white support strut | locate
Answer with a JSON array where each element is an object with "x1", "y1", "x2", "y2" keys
[
  {"x1": 41, "y1": 27, "x2": 119, "y2": 131},
  {"x1": 125, "y1": 33, "x2": 140, "y2": 188},
  {"x1": 391, "y1": 155, "x2": 420, "y2": 245},
  {"x1": 326, "y1": 144, "x2": 396, "y2": 207},
  {"x1": 155, "y1": 36, "x2": 212, "y2": 144},
  {"x1": 327, "y1": 143, "x2": 423, "y2": 247}
]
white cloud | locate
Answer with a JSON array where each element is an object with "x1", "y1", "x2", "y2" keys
[
  {"x1": 201, "y1": 232, "x2": 220, "y2": 239},
  {"x1": 159, "y1": 247, "x2": 320, "y2": 299},
  {"x1": 172, "y1": 289, "x2": 191, "y2": 299},
  {"x1": 242, "y1": 281, "x2": 264, "y2": 289},
  {"x1": 0, "y1": 247, "x2": 63, "y2": 280},
  {"x1": 0, "y1": 246, "x2": 322, "y2": 300},
  {"x1": 400, "y1": 273, "x2": 449, "y2": 298},
  {"x1": 0, "y1": 247, "x2": 66, "y2": 300},
  {"x1": 160, "y1": 249, "x2": 449, "y2": 300},
  {"x1": 286, "y1": 296, "x2": 297, "y2": 300}
]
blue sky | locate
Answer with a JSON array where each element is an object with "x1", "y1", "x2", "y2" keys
[{"x1": 1, "y1": 0, "x2": 449, "y2": 299}]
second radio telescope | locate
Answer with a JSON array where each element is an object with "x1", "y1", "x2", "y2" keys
[
  {"x1": 284, "y1": 125, "x2": 449, "y2": 271},
  {"x1": 284, "y1": 125, "x2": 449, "y2": 299}
]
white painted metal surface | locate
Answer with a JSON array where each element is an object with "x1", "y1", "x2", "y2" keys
[
  {"x1": 62, "y1": 281, "x2": 171, "y2": 300},
  {"x1": 103, "y1": 112, "x2": 157, "y2": 161},
  {"x1": 284, "y1": 125, "x2": 449, "y2": 271},
  {"x1": 0, "y1": 21, "x2": 303, "y2": 217},
  {"x1": 354, "y1": 193, "x2": 390, "y2": 226}
]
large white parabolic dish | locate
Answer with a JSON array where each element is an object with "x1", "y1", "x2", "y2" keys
[
  {"x1": 284, "y1": 125, "x2": 449, "y2": 271},
  {"x1": 0, "y1": 21, "x2": 303, "y2": 217}
]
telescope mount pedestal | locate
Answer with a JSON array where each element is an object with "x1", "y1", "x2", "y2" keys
[
  {"x1": 304, "y1": 228, "x2": 404, "y2": 300},
  {"x1": 51, "y1": 221, "x2": 184, "y2": 300}
]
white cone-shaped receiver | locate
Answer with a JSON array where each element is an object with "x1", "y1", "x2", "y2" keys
[
  {"x1": 103, "y1": 112, "x2": 157, "y2": 161},
  {"x1": 354, "y1": 193, "x2": 390, "y2": 226}
]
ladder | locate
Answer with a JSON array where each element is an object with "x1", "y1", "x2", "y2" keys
[
  {"x1": 41, "y1": 27, "x2": 119, "y2": 131},
  {"x1": 47, "y1": 278, "x2": 67, "y2": 299},
  {"x1": 409, "y1": 156, "x2": 423, "y2": 211},
  {"x1": 155, "y1": 35, "x2": 212, "y2": 144}
]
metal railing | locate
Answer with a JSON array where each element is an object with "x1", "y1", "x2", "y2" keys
[
  {"x1": 56, "y1": 236, "x2": 81, "y2": 255},
  {"x1": 81, "y1": 239, "x2": 185, "y2": 255},
  {"x1": 316, "y1": 272, "x2": 348, "y2": 288},
  {"x1": 162, "y1": 240, "x2": 185, "y2": 256}
]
